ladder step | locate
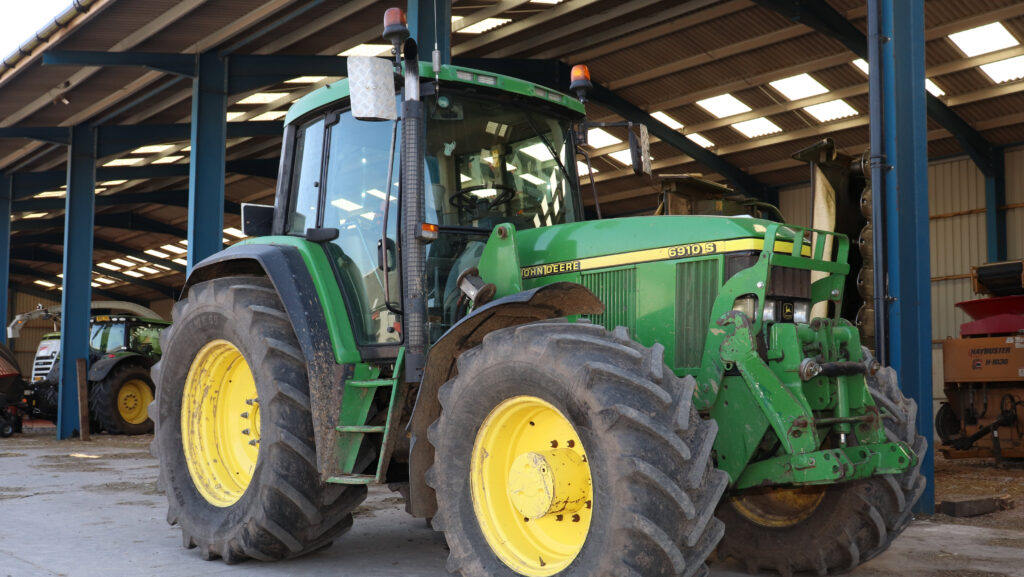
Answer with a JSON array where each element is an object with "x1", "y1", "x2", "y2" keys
[
  {"x1": 347, "y1": 379, "x2": 395, "y2": 388},
  {"x1": 335, "y1": 425, "x2": 385, "y2": 433},
  {"x1": 326, "y1": 474, "x2": 376, "y2": 485}
]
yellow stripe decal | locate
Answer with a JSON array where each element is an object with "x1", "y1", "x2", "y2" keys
[{"x1": 520, "y1": 238, "x2": 811, "y2": 279}]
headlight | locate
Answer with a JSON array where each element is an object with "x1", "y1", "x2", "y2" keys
[
  {"x1": 732, "y1": 295, "x2": 757, "y2": 321},
  {"x1": 793, "y1": 301, "x2": 810, "y2": 324},
  {"x1": 762, "y1": 301, "x2": 777, "y2": 324}
]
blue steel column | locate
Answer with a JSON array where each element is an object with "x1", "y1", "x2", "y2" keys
[
  {"x1": 408, "y1": 0, "x2": 451, "y2": 65},
  {"x1": 58, "y1": 125, "x2": 97, "y2": 440},
  {"x1": 985, "y1": 149, "x2": 1006, "y2": 262},
  {"x1": 889, "y1": 0, "x2": 934, "y2": 514},
  {"x1": 187, "y1": 51, "x2": 228, "y2": 272},
  {"x1": 0, "y1": 173, "x2": 10, "y2": 342}
]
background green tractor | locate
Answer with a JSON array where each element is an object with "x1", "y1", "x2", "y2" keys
[
  {"x1": 152, "y1": 10, "x2": 924, "y2": 577},
  {"x1": 11, "y1": 304, "x2": 169, "y2": 434}
]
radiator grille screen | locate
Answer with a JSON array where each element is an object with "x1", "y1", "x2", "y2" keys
[
  {"x1": 676, "y1": 259, "x2": 719, "y2": 368},
  {"x1": 581, "y1": 268, "x2": 636, "y2": 334}
]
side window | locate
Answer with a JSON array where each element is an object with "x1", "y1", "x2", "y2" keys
[
  {"x1": 321, "y1": 111, "x2": 400, "y2": 344},
  {"x1": 287, "y1": 117, "x2": 326, "y2": 235}
]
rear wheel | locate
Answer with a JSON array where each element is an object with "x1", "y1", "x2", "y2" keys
[
  {"x1": 152, "y1": 277, "x2": 366, "y2": 563},
  {"x1": 90, "y1": 365, "x2": 155, "y2": 435},
  {"x1": 428, "y1": 321, "x2": 727, "y2": 577},
  {"x1": 716, "y1": 365, "x2": 927, "y2": 575}
]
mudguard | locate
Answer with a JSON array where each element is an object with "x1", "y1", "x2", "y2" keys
[
  {"x1": 186, "y1": 243, "x2": 349, "y2": 481},
  {"x1": 87, "y1": 353, "x2": 145, "y2": 382},
  {"x1": 405, "y1": 281, "x2": 603, "y2": 517}
]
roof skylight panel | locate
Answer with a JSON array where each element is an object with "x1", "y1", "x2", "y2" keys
[
  {"x1": 948, "y1": 22, "x2": 1019, "y2": 57},
  {"x1": 696, "y1": 94, "x2": 751, "y2": 118},
  {"x1": 769, "y1": 74, "x2": 828, "y2": 101}
]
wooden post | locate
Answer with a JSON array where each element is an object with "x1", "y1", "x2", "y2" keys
[{"x1": 76, "y1": 358, "x2": 90, "y2": 441}]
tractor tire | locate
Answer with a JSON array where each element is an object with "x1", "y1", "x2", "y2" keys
[
  {"x1": 90, "y1": 364, "x2": 155, "y2": 435},
  {"x1": 428, "y1": 320, "x2": 727, "y2": 577},
  {"x1": 716, "y1": 364, "x2": 927, "y2": 576},
  {"x1": 0, "y1": 416, "x2": 14, "y2": 437},
  {"x1": 151, "y1": 276, "x2": 366, "y2": 563}
]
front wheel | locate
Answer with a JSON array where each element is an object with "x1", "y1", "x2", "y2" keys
[
  {"x1": 90, "y1": 364, "x2": 155, "y2": 434},
  {"x1": 428, "y1": 321, "x2": 727, "y2": 577},
  {"x1": 152, "y1": 277, "x2": 367, "y2": 563},
  {"x1": 715, "y1": 365, "x2": 927, "y2": 575}
]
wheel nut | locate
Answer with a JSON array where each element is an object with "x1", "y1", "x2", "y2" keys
[
  {"x1": 240, "y1": 412, "x2": 249, "y2": 419},
  {"x1": 242, "y1": 428, "x2": 251, "y2": 435},
  {"x1": 248, "y1": 439, "x2": 259, "y2": 446}
]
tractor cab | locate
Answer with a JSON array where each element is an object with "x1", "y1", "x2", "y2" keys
[{"x1": 277, "y1": 65, "x2": 585, "y2": 345}]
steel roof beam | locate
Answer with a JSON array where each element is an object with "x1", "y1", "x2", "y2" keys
[
  {"x1": 9, "y1": 234, "x2": 187, "y2": 274},
  {"x1": 752, "y1": 0, "x2": 996, "y2": 177},
  {"x1": 456, "y1": 57, "x2": 772, "y2": 199},
  {"x1": 9, "y1": 265, "x2": 137, "y2": 303},
  {"x1": 14, "y1": 189, "x2": 240, "y2": 215},
  {"x1": 43, "y1": 50, "x2": 196, "y2": 76},
  {"x1": 9, "y1": 246, "x2": 178, "y2": 297},
  {"x1": 12, "y1": 212, "x2": 187, "y2": 238},
  {"x1": 12, "y1": 158, "x2": 278, "y2": 199}
]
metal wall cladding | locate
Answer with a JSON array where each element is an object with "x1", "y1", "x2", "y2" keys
[
  {"x1": 9, "y1": 292, "x2": 61, "y2": 378},
  {"x1": 929, "y1": 156, "x2": 987, "y2": 342},
  {"x1": 1004, "y1": 146, "x2": 1024, "y2": 260},
  {"x1": 778, "y1": 185, "x2": 812, "y2": 228}
]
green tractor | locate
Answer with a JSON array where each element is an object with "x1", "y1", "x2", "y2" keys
[
  {"x1": 11, "y1": 304, "x2": 169, "y2": 434},
  {"x1": 152, "y1": 10, "x2": 924, "y2": 576}
]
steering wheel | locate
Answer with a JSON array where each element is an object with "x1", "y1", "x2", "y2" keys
[{"x1": 449, "y1": 184, "x2": 518, "y2": 212}]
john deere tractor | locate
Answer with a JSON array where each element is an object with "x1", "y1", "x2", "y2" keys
[{"x1": 152, "y1": 10, "x2": 924, "y2": 576}]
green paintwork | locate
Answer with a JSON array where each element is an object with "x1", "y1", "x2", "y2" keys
[
  {"x1": 472, "y1": 216, "x2": 915, "y2": 489},
  {"x1": 236, "y1": 236, "x2": 360, "y2": 365},
  {"x1": 286, "y1": 62, "x2": 584, "y2": 126}
]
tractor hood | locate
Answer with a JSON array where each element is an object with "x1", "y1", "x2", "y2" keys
[{"x1": 511, "y1": 216, "x2": 810, "y2": 280}]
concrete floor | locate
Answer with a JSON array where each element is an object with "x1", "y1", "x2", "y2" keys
[{"x1": 2, "y1": 431, "x2": 1022, "y2": 577}]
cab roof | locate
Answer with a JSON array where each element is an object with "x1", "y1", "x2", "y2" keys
[{"x1": 285, "y1": 61, "x2": 585, "y2": 126}]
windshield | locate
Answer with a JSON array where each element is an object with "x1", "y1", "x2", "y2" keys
[
  {"x1": 284, "y1": 88, "x2": 581, "y2": 346},
  {"x1": 89, "y1": 322, "x2": 126, "y2": 353},
  {"x1": 423, "y1": 93, "x2": 579, "y2": 230}
]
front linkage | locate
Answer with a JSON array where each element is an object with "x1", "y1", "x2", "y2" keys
[{"x1": 696, "y1": 222, "x2": 916, "y2": 489}]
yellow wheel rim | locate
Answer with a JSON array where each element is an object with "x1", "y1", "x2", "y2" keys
[
  {"x1": 181, "y1": 339, "x2": 260, "y2": 507},
  {"x1": 470, "y1": 396, "x2": 593, "y2": 576},
  {"x1": 729, "y1": 485, "x2": 827, "y2": 528},
  {"x1": 117, "y1": 378, "x2": 153, "y2": 425}
]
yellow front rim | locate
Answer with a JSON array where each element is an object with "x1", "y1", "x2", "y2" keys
[
  {"x1": 470, "y1": 396, "x2": 593, "y2": 576},
  {"x1": 729, "y1": 485, "x2": 828, "y2": 528},
  {"x1": 181, "y1": 340, "x2": 260, "y2": 508},
  {"x1": 117, "y1": 379, "x2": 153, "y2": 424}
]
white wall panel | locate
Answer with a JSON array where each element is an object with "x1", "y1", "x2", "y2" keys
[{"x1": 778, "y1": 185, "x2": 811, "y2": 228}]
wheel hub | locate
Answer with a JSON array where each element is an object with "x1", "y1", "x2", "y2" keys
[
  {"x1": 730, "y1": 485, "x2": 828, "y2": 528},
  {"x1": 117, "y1": 379, "x2": 153, "y2": 424},
  {"x1": 508, "y1": 449, "x2": 589, "y2": 520},
  {"x1": 181, "y1": 340, "x2": 260, "y2": 508},
  {"x1": 470, "y1": 396, "x2": 593, "y2": 577}
]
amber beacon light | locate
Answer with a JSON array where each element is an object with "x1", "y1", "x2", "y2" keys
[{"x1": 569, "y1": 64, "x2": 593, "y2": 102}]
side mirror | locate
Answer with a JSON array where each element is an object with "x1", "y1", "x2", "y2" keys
[
  {"x1": 628, "y1": 124, "x2": 651, "y2": 176},
  {"x1": 348, "y1": 56, "x2": 397, "y2": 121},
  {"x1": 241, "y1": 203, "x2": 274, "y2": 237}
]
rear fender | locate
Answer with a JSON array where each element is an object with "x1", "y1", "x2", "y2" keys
[
  {"x1": 405, "y1": 282, "x2": 603, "y2": 517},
  {"x1": 87, "y1": 353, "x2": 145, "y2": 382},
  {"x1": 187, "y1": 243, "x2": 351, "y2": 481}
]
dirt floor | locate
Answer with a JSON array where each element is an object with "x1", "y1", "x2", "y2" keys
[
  {"x1": 3, "y1": 428, "x2": 1023, "y2": 576},
  {"x1": 928, "y1": 452, "x2": 1024, "y2": 532}
]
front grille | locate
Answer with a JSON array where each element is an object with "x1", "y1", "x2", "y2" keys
[
  {"x1": 581, "y1": 268, "x2": 636, "y2": 335},
  {"x1": 33, "y1": 355, "x2": 57, "y2": 380},
  {"x1": 770, "y1": 267, "x2": 811, "y2": 299},
  {"x1": 676, "y1": 259, "x2": 719, "y2": 368}
]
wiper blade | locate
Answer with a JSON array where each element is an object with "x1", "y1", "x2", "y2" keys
[{"x1": 519, "y1": 105, "x2": 571, "y2": 186}]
